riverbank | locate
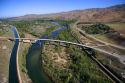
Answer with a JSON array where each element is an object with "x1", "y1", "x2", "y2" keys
[
  {"x1": 18, "y1": 33, "x2": 41, "y2": 83},
  {"x1": 9, "y1": 27, "x2": 20, "y2": 83}
]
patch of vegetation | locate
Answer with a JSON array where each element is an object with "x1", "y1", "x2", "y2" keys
[
  {"x1": 20, "y1": 48, "x2": 28, "y2": 73},
  {"x1": 56, "y1": 28, "x2": 77, "y2": 42},
  {"x1": 20, "y1": 32, "x2": 25, "y2": 38},
  {"x1": 18, "y1": 43, "x2": 32, "y2": 82},
  {"x1": 42, "y1": 45, "x2": 111, "y2": 83},
  {"x1": 9, "y1": 20, "x2": 63, "y2": 38},
  {"x1": 42, "y1": 28, "x2": 111, "y2": 83},
  {"x1": 9, "y1": 21, "x2": 34, "y2": 38},
  {"x1": 44, "y1": 25, "x2": 59, "y2": 36},
  {"x1": 54, "y1": 45, "x2": 61, "y2": 53},
  {"x1": 9, "y1": 21, "x2": 31, "y2": 32},
  {"x1": 0, "y1": 31, "x2": 3, "y2": 36},
  {"x1": 94, "y1": 34, "x2": 116, "y2": 44},
  {"x1": 9, "y1": 20, "x2": 58, "y2": 37},
  {"x1": 18, "y1": 44, "x2": 30, "y2": 75},
  {"x1": 83, "y1": 23, "x2": 110, "y2": 34},
  {"x1": 56, "y1": 20, "x2": 75, "y2": 25}
]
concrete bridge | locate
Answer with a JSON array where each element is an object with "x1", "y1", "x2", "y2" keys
[
  {"x1": 0, "y1": 37, "x2": 125, "y2": 58},
  {"x1": 0, "y1": 37, "x2": 108, "y2": 50}
]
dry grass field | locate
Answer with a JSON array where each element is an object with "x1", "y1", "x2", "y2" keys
[
  {"x1": 0, "y1": 24, "x2": 14, "y2": 83},
  {"x1": 107, "y1": 23, "x2": 125, "y2": 37}
]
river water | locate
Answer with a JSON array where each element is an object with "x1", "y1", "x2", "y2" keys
[
  {"x1": 26, "y1": 21, "x2": 67, "y2": 83},
  {"x1": 9, "y1": 27, "x2": 20, "y2": 83}
]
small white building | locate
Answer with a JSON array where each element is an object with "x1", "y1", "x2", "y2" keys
[{"x1": 23, "y1": 40, "x2": 31, "y2": 43}]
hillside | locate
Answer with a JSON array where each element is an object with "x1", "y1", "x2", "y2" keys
[{"x1": 8, "y1": 4, "x2": 125, "y2": 22}]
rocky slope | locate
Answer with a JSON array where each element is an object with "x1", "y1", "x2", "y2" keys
[{"x1": 9, "y1": 4, "x2": 125, "y2": 22}]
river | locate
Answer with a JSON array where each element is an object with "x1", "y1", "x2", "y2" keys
[
  {"x1": 9, "y1": 27, "x2": 20, "y2": 83},
  {"x1": 26, "y1": 21, "x2": 68, "y2": 83}
]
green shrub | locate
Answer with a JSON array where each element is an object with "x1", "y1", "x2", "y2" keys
[{"x1": 84, "y1": 23, "x2": 110, "y2": 34}]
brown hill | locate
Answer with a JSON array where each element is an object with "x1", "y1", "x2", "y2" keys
[{"x1": 9, "y1": 4, "x2": 125, "y2": 22}]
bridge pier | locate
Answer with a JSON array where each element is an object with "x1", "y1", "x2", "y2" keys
[
  {"x1": 45, "y1": 41, "x2": 50, "y2": 45},
  {"x1": 65, "y1": 43, "x2": 70, "y2": 48},
  {"x1": 59, "y1": 42, "x2": 67, "y2": 47}
]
